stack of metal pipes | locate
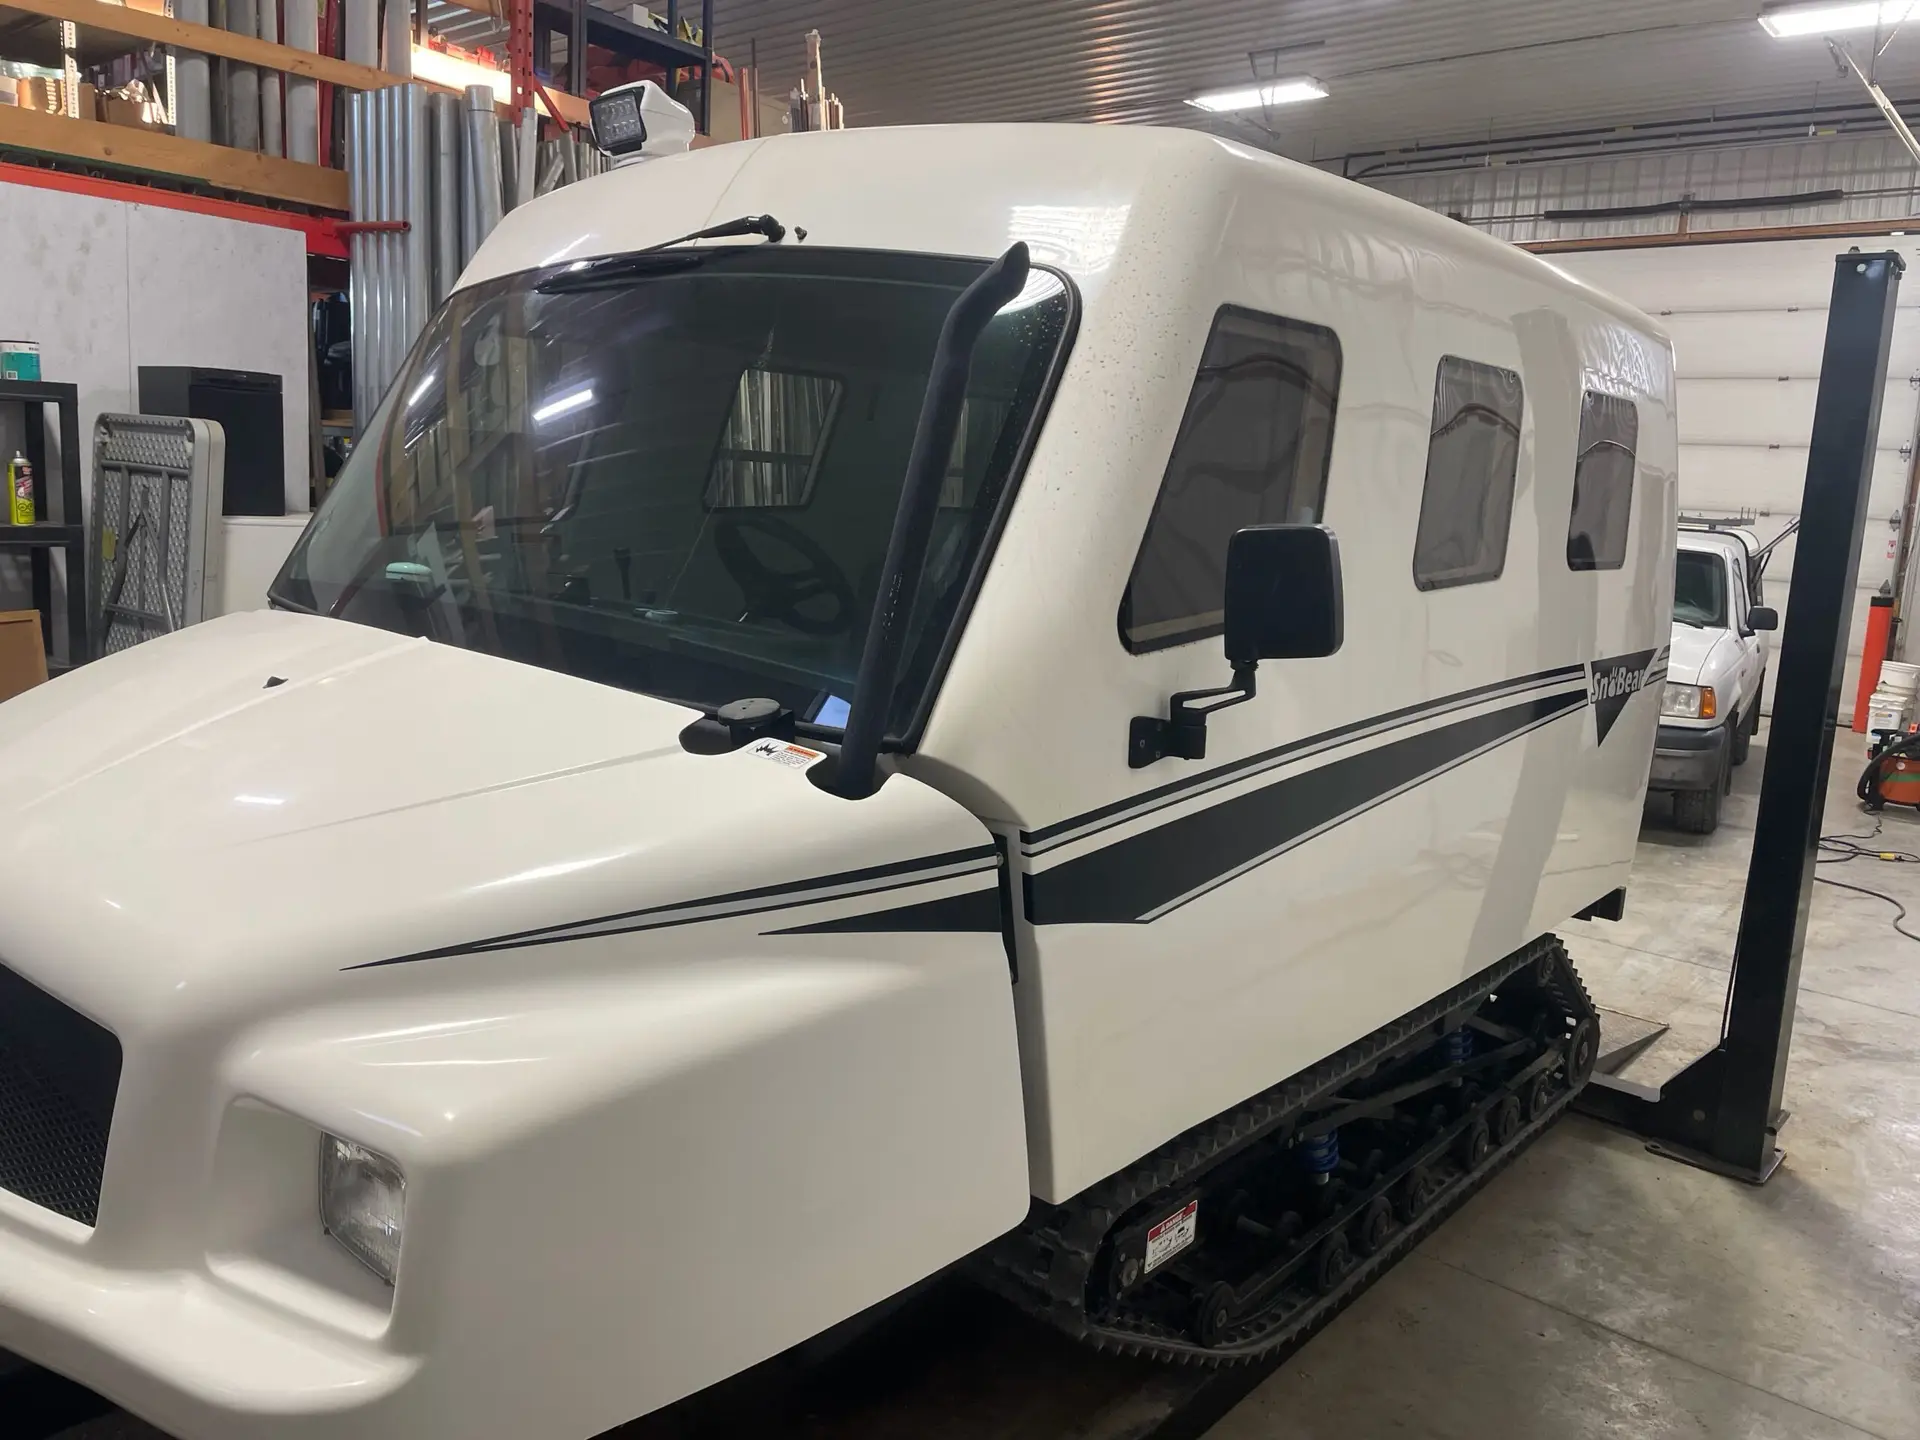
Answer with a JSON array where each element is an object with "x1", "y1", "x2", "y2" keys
[{"x1": 345, "y1": 78, "x2": 610, "y2": 432}]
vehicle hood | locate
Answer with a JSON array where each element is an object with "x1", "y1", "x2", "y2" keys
[
  {"x1": 1664, "y1": 622, "x2": 1728, "y2": 688},
  {"x1": 0, "y1": 612, "x2": 989, "y2": 1028}
]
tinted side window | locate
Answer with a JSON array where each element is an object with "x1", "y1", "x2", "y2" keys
[
  {"x1": 1412, "y1": 357, "x2": 1523, "y2": 590},
  {"x1": 1567, "y1": 391, "x2": 1638, "y2": 572},
  {"x1": 1119, "y1": 308, "x2": 1341, "y2": 653}
]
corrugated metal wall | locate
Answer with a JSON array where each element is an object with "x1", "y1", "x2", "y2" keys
[{"x1": 1366, "y1": 133, "x2": 1920, "y2": 243}]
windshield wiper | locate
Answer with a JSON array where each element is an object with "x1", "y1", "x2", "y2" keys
[
  {"x1": 648, "y1": 213, "x2": 787, "y2": 249},
  {"x1": 535, "y1": 215, "x2": 789, "y2": 294},
  {"x1": 536, "y1": 250, "x2": 712, "y2": 293},
  {"x1": 1674, "y1": 616, "x2": 1707, "y2": 628}
]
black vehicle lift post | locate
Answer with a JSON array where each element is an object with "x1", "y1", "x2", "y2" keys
[{"x1": 1575, "y1": 248, "x2": 1905, "y2": 1183}]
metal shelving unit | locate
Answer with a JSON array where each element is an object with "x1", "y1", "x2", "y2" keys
[
  {"x1": 533, "y1": 0, "x2": 716, "y2": 134},
  {"x1": 0, "y1": 380, "x2": 86, "y2": 673}
]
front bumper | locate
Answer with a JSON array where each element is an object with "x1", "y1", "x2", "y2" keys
[
  {"x1": 0, "y1": 929, "x2": 1035, "y2": 1440},
  {"x1": 1648, "y1": 722, "x2": 1729, "y2": 792},
  {"x1": 0, "y1": 1199, "x2": 416, "y2": 1439}
]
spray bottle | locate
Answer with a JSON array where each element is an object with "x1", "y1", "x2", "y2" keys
[{"x1": 6, "y1": 452, "x2": 32, "y2": 526}]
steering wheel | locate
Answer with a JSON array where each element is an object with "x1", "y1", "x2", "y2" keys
[{"x1": 711, "y1": 514, "x2": 859, "y2": 636}]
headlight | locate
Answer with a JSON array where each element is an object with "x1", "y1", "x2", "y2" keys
[
  {"x1": 1661, "y1": 683, "x2": 1717, "y2": 720},
  {"x1": 320, "y1": 1136, "x2": 405, "y2": 1285}
]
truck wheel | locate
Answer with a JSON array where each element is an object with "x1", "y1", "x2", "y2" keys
[
  {"x1": 1673, "y1": 775, "x2": 1722, "y2": 834},
  {"x1": 1730, "y1": 709, "x2": 1750, "y2": 766}
]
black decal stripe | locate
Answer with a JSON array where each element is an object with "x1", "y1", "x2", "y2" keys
[
  {"x1": 766, "y1": 884, "x2": 1003, "y2": 936},
  {"x1": 993, "y1": 831, "x2": 1020, "y2": 980},
  {"x1": 348, "y1": 844, "x2": 999, "y2": 970},
  {"x1": 1142, "y1": 702, "x2": 1577, "y2": 920},
  {"x1": 1589, "y1": 648, "x2": 1659, "y2": 744},
  {"x1": 1022, "y1": 663, "x2": 1588, "y2": 855},
  {"x1": 1029, "y1": 691, "x2": 1585, "y2": 925}
]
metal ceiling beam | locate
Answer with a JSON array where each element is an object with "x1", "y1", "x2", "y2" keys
[{"x1": 1831, "y1": 37, "x2": 1920, "y2": 170}]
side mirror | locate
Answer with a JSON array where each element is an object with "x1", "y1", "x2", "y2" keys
[
  {"x1": 1748, "y1": 605, "x2": 1779, "y2": 632},
  {"x1": 1224, "y1": 524, "x2": 1345, "y2": 664},
  {"x1": 1129, "y1": 524, "x2": 1344, "y2": 769}
]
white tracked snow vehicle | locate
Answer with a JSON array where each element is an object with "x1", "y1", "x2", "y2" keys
[{"x1": 0, "y1": 123, "x2": 1674, "y2": 1438}]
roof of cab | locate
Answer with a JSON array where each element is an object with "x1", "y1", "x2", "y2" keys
[{"x1": 457, "y1": 123, "x2": 1663, "y2": 339}]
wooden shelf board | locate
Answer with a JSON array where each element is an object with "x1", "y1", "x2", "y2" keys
[
  {"x1": 0, "y1": 0, "x2": 408, "y2": 90},
  {"x1": 0, "y1": 102, "x2": 348, "y2": 210}
]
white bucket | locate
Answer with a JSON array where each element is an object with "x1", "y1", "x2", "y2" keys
[{"x1": 1879, "y1": 660, "x2": 1920, "y2": 697}]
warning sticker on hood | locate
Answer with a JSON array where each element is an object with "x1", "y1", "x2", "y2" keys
[{"x1": 747, "y1": 739, "x2": 825, "y2": 771}]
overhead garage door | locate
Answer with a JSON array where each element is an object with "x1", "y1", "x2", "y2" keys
[{"x1": 1548, "y1": 237, "x2": 1920, "y2": 712}]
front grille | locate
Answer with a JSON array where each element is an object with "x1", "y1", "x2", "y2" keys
[{"x1": 0, "y1": 963, "x2": 121, "y2": 1226}]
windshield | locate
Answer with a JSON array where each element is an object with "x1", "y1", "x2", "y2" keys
[
  {"x1": 273, "y1": 247, "x2": 1072, "y2": 736},
  {"x1": 1674, "y1": 549, "x2": 1728, "y2": 628}
]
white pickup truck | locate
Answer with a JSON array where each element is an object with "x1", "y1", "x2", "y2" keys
[{"x1": 1649, "y1": 524, "x2": 1780, "y2": 833}]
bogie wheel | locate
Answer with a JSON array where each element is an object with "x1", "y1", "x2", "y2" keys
[
  {"x1": 1567, "y1": 1018, "x2": 1599, "y2": 1087},
  {"x1": 1525, "y1": 1070, "x2": 1558, "y2": 1121},
  {"x1": 1395, "y1": 1163, "x2": 1436, "y2": 1223},
  {"x1": 1456, "y1": 1115, "x2": 1492, "y2": 1169},
  {"x1": 1192, "y1": 1281, "x2": 1238, "y2": 1346},
  {"x1": 1313, "y1": 1230, "x2": 1356, "y2": 1295},
  {"x1": 1492, "y1": 1093, "x2": 1524, "y2": 1146},
  {"x1": 1356, "y1": 1194, "x2": 1396, "y2": 1256}
]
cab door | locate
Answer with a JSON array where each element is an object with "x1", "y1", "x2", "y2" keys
[{"x1": 1728, "y1": 549, "x2": 1768, "y2": 713}]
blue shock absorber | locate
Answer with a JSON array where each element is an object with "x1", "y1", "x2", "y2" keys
[
  {"x1": 1444, "y1": 1028, "x2": 1474, "y2": 1069},
  {"x1": 1300, "y1": 1129, "x2": 1339, "y2": 1183}
]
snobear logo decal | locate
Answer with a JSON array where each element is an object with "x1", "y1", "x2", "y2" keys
[{"x1": 1587, "y1": 649, "x2": 1659, "y2": 744}]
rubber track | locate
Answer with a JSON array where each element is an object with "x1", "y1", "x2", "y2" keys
[{"x1": 977, "y1": 935, "x2": 1595, "y2": 1366}]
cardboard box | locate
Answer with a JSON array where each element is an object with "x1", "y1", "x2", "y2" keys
[
  {"x1": 18, "y1": 76, "x2": 59, "y2": 112},
  {"x1": 0, "y1": 610, "x2": 48, "y2": 705},
  {"x1": 16, "y1": 77, "x2": 95, "y2": 117},
  {"x1": 100, "y1": 94, "x2": 159, "y2": 131}
]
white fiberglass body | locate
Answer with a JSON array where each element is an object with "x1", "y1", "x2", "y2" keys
[{"x1": 0, "y1": 123, "x2": 1676, "y2": 1438}]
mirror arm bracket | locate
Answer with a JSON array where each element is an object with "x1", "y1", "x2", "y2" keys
[{"x1": 1129, "y1": 661, "x2": 1258, "y2": 769}]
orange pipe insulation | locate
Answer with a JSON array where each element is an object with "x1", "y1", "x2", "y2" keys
[{"x1": 1856, "y1": 594, "x2": 1896, "y2": 732}]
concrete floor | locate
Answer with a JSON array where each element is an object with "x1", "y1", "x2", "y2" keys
[{"x1": 1216, "y1": 725, "x2": 1920, "y2": 1440}]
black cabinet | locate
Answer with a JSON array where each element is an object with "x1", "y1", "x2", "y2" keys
[
  {"x1": 138, "y1": 366, "x2": 285, "y2": 517},
  {"x1": 0, "y1": 380, "x2": 86, "y2": 671}
]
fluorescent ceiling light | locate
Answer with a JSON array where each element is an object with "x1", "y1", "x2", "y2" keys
[
  {"x1": 1759, "y1": 1, "x2": 1919, "y2": 37},
  {"x1": 1186, "y1": 78, "x2": 1328, "y2": 113},
  {"x1": 411, "y1": 44, "x2": 510, "y2": 103},
  {"x1": 532, "y1": 387, "x2": 594, "y2": 424}
]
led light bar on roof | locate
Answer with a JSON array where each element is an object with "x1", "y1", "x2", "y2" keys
[
  {"x1": 1185, "y1": 78, "x2": 1328, "y2": 114},
  {"x1": 1759, "y1": 1, "x2": 1920, "y2": 38}
]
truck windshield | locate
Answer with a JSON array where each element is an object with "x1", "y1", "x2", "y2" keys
[
  {"x1": 273, "y1": 247, "x2": 1072, "y2": 735},
  {"x1": 1673, "y1": 549, "x2": 1728, "y2": 628}
]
